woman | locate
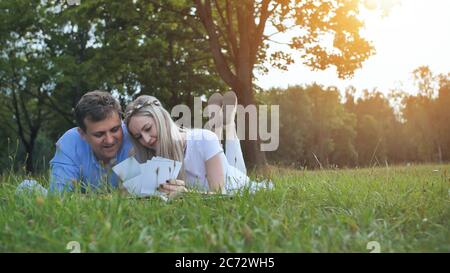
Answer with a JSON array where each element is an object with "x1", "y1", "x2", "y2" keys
[{"x1": 124, "y1": 91, "x2": 250, "y2": 198}]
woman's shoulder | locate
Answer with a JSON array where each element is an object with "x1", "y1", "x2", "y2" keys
[
  {"x1": 185, "y1": 129, "x2": 223, "y2": 161},
  {"x1": 186, "y1": 128, "x2": 219, "y2": 142}
]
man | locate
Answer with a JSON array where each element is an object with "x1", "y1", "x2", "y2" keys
[{"x1": 49, "y1": 91, "x2": 133, "y2": 192}]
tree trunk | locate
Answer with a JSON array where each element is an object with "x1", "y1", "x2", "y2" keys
[
  {"x1": 25, "y1": 147, "x2": 34, "y2": 174},
  {"x1": 438, "y1": 144, "x2": 443, "y2": 163},
  {"x1": 24, "y1": 129, "x2": 38, "y2": 174},
  {"x1": 235, "y1": 3, "x2": 268, "y2": 171},
  {"x1": 235, "y1": 82, "x2": 268, "y2": 170},
  {"x1": 195, "y1": 0, "x2": 268, "y2": 170}
]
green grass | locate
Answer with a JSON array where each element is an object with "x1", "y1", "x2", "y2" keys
[{"x1": 1, "y1": 164, "x2": 449, "y2": 252}]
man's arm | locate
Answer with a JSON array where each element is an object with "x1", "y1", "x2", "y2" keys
[{"x1": 49, "y1": 144, "x2": 80, "y2": 193}]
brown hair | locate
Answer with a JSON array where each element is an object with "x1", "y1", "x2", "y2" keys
[{"x1": 75, "y1": 90, "x2": 122, "y2": 131}]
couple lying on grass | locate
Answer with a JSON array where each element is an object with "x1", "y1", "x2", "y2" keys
[{"x1": 27, "y1": 90, "x2": 268, "y2": 199}]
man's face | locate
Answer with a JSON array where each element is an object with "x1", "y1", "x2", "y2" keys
[{"x1": 78, "y1": 111, "x2": 123, "y2": 164}]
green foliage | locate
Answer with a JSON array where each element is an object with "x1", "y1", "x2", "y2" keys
[
  {"x1": 261, "y1": 70, "x2": 450, "y2": 168},
  {"x1": 260, "y1": 84, "x2": 358, "y2": 168},
  {"x1": 0, "y1": 0, "x2": 225, "y2": 173}
]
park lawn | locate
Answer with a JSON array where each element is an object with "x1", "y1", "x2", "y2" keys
[{"x1": 0, "y1": 164, "x2": 449, "y2": 252}]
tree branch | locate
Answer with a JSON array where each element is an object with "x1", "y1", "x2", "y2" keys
[
  {"x1": 18, "y1": 88, "x2": 33, "y2": 131},
  {"x1": 20, "y1": 87, "x2": 74, "y2": 124},
  {"x1": 213, "y1": 0, "x2": 236, "y2": 64},
  {"x1": 236, "y1": 1, "x2": 252, "y2": 74},
  {"x1": 8, "y1": 56, "x2": 29, "y2": 148},
  {"x1": 250, "y1": 0, "x2": 274, "y2": 67},
  {"x1": 225, "y1": 0, "x2": 239, "y2": 62},
  {"x1": 11, "y1": 89, "x2": 29, "y2": 149},
  {"x1": 266, "y1": 38, "x2": 291, "y2": 45},
  {"x1": 147, "y1": 0, "x2": 196, "y2": 19},
  {"x1": 195, "y1": 0, "x2": 238, "y2": 90},
  {"x1": 266, "y1": 24, "x2": 298, "y2": 38}
]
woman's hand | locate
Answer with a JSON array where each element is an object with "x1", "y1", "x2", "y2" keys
[{"x1": 158, "y1": 179, "x2": 188, "y2": 199}]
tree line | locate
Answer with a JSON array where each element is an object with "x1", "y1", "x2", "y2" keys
[
  {"x1": 2, "y1": 63, "x2": 449, "y2": 173},
  {"x1": 259, "y1": 66, "x2": 450, "y2": 168}
]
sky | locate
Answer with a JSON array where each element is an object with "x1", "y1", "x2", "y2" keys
[{"x1": 255, "y1": 0, "x2": 450, "y2": 97}]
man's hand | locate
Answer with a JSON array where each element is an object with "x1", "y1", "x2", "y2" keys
[{"x1": 158, "y1": 179, "x2": 188, "y2": 199}]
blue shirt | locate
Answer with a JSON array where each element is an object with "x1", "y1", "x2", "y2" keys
[{"x1": 49, "y1": 124, "x2": 133, "y2": 193}]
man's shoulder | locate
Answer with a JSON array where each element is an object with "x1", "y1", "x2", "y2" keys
[
  {"x1": 56, "y1": 127, "x2": 85, "y2": 147},
  {"x1": 50, "y1": 127, "x2": 89, "y2": 167},
  {"x1": 53, "y1": 127, "x2": 93, "y2": 159}
]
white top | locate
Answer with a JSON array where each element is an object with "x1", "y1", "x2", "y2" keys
[{"x1": 183, "y1": 129, "x2": 249, "y2": 192}]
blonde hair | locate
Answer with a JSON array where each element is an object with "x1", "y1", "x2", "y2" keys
[{"x1": 125, "y1": 95, "x2": 186, "y2": 179}]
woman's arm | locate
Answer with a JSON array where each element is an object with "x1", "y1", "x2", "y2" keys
[
  {"x1": 159, "y1": 153, "x2": 224, "y2": 197},
  {"x1": 159, "y1": 153, "x2": 225, "y2": 197},
  {"x1": 205, "y1": 153, "x2": 225, "y2": 192}
]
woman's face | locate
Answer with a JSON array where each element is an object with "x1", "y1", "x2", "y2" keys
[{"x1": 128, "y1": 115, "x2": 158, "y2": 149}]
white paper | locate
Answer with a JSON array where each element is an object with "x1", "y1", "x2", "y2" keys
[
  {"x1": 139, "y1": 160, "x2": 160, "y2": 195},
  {"x1": 122, "y1": 175, "x2": 144, "y2": 196},
  {"x1": 153, "y1": 156, "x2": 181, "y2": 180},
  {"x1": 112, "y1": 156, "x2": 141, "y2": 181},
  {"x1": 113, "y1": 156, "x2": 182, "y2": 197}
]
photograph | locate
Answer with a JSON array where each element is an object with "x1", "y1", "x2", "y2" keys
[{"x1": 0, "y1": 0, "x2": 448, "y2": 267}]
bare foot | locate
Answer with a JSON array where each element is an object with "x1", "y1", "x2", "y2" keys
[
  {"x1": 205, "y1": 92, "x2": 224, "y2": 140},
  {"x1": 222, "y1": 91, "x2": 237, "y2": 126}
]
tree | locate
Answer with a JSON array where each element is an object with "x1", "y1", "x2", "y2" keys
[
  {"x1": 258, "y1": 85, "x2": 312, "y2": 167},
  {"x1": 0, "y1": 0, "x2": 225, "y2": 173},
  {"x1": 402, "y1": 68, "x2": 450, "y2": 163},
  {"x1": 259, "y1": 84, "x2": 357, "y2": 168},
  {"x1": 434, "y1": 74, "x2": 450, "y2": 161},
  {"x1": 0, "y1": 0, "x2": 53, "y2": 173},
  {"x1": 305, "y1": 85, "x2": 356, "y2": 168},
  {"x1": 77, "y1": 0, "x2": 226, "y2": 107},
  {"x1": 194, "y1": 0, "x2": 377, "y2": 168},
  {"x1": 347, "y1": 91, "x2": 399, "y2": 166}
]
